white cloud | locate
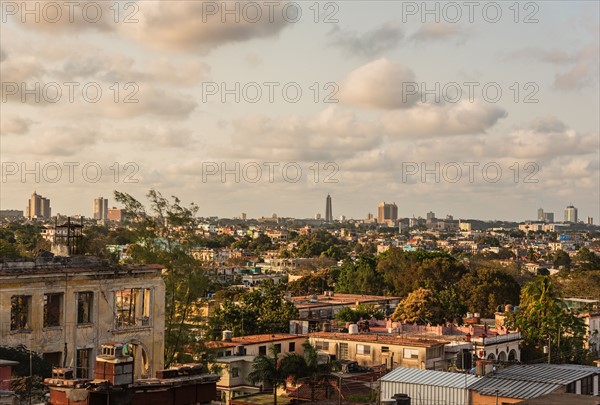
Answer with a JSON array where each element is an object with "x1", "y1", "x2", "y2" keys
[
  {"x1": 382, "y1": 100, "x2": 507, "y2": 137},
  {"x1": 125, "y1": 1, "x2": 290, "y2": 53},
  {"x1": 339, "y1": 58, "x2": 420, "y2": 109}
]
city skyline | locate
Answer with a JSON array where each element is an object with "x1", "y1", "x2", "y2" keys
[
  {"x1": 1, "y1": 2, "x2": 598, "y2": 222},
  {"x1": 3, "y1": 191, "x2": 596, "y2": 224}
]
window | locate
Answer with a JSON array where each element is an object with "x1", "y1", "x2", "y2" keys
[
  {"x1": 339, "y1": 343, "x2": 349, "y2": 360},
  {"x1": 315, "y1": 341, "x2": 329, "y2": 351},
  {"x1": 11, "y1": 295, "x2": 31, "y2": 331},
  {"x1": 289, "y1": 342, "x2": 296, "y2": 352},
  {"x1": 115, "y1": 288, "x2": 152, "y2": 328},
  {"x1": 43, "y1": 352, "x2": 62, "y2": 368},
  {"x1": 356, "y1": 344, "x2": 371, "y2": 355},
  {"x1": 77, "y1": 292, "x2": 93, "y2": 324},
  {"x1": 231, "y1": 367, "x2": 239, "y2": 378},
  {"x1": 403, "y1": 348, "x2": 419, "y2": 359},
  {"x1": 426, "y1": 346, "x2": 443, "y2": 359},
  {"x1": 580, "y1": 376, "x2": 593, "y2": 395},
  {"x1": 76, "y1": 348, "x2": 92, "y2": 379},
  {"x1": 44, "y1": 293, "x2": 63, "y2": 328},
  {"x1": 274, "y1": 344, "x2": 281, "y2": 354},
  {"x1": 259, "y1": 346, "x2": 267, "y2": 355},
  {"x1": 381, "y1": 346, "x2": 390, "y2": 353}
]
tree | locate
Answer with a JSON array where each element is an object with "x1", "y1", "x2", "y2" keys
[
  {"x1": 457, "y1": 268, "x2": 521, "y2": 317},
  {"x1": 248, "y1": 345, "x2": 287, "y2": 405},
  {"x1": 280, "y1": 341, "x2": 337, "y2": 402},
  {"x1": 114, "y1": 190, "x2": 211, "y2": 366},
  {"x1": 391, "y1": 287, "x2": 464, "y2": 325},
  {"x1": 552, "y1": 249, "x2": 571, "y2": 269},
  {"x1": 209, "y1": 279, "x2": 298, "y2": 337},
  {"x1": 505, "y1": 276, "x2": 587, "y2": 363}
]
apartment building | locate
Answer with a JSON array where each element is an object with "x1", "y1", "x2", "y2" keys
[
  {"x1": 0, "y1": 257, "x2": 165, "y2": 380},
  {"x1": 309, "y1": 332, "x2": 447, "y2": 370}
]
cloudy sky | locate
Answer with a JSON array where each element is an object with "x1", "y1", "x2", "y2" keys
[{"x1": 1, "y1": 1, "x2": 598, "y2": 222}]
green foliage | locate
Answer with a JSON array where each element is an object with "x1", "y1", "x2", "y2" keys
[
  {"x1": 335, "y1": 304, "x2": 384, "y2": 323},
  {"x1": 391, "y1": 287, "x2": 465, "y2": 325},
  {"x1": 377, "y1": 249, "x2": 466, "y2": 297},
  {"x1": 114, "y1": 190, "x2": 211, "y2": 367},
  {"x1": 552, "y1": 249, "x2": 571, "y2": 269},
  {"x1": 457, "y1": 268, "x2": 521, "y2": 317},
  {"x1": 0, "y1": 345, "x2": 51, "y2": 399},
  {"x1": 287, "y1": 272, "x2": 332, "y2": 296},
  {"x1": 248, "y1": 345, "x2": 287, "y2": 405},
  {"x1": 209, "y1": 279, "x2": 298, "y2": 337},
  {"x1": 294, "y1": 230, "x2": 347, "y2": 260},
  {"x1": 505, "y1": 276, "x2": 587, "y2": 363},
  {"x1": 335, "y1": 254, "x2": 382, "y2": 295},
  {"x1": 0, "y1": 223, "x2": 49, "y2": 258},
  {"x1": 573, "y1": 248, "x2": 600, "y2": 270},
  {"x1": 280, "y1": 341, "x2": 337, "y2": 402}
]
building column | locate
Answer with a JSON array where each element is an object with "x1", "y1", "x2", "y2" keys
[
  {"x1": 593, "y1": 375, "x2": 598, "y2": 396},
  {"x1": 576, "y1": 380, "x2": 581, "y2": 395}
]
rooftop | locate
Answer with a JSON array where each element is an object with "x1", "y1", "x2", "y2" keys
[
  {"x1": 207, "y1": 334, "x2": 305, "y2": 349},
  {"x1": 310, "y1": 332, "x2": 447, "y2": 347},
  {"x1": 379, "y1": 367, "x2": 480, "y2": 389},
  {"x1": 0, "y1": 256, "x2": 163, "y2": 277},
  {"x1": 469, "y1": 364, "x2": 600, "y2": 399},
  {"x1": 290, "y1": 293, "x2": 400, "y2": 309}
]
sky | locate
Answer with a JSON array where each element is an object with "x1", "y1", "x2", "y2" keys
[{"x1": 1, "y1": 1, "x2": 599, "y2": 222}]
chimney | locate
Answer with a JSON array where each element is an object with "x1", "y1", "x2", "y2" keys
[
  {"x1": 94, "y1": 342, "x2": 134, "y2": 386},
  {"x1": 223, "y1": 330, "x2": 232, "y2": 342}
]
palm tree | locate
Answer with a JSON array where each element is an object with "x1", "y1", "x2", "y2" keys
[
  {"x1": 280, "y1": 341, "x2": 337, "y2": 402},
  {"x1": 247, "y1": 345, "x2": 286, "y2": 405}
]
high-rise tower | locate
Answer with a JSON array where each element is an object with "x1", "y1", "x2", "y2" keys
[{"x1": 325, "y1": 194, "x2": 333, "y2": 223}]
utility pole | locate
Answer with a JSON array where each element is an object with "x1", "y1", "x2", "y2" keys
[{"x1": 28, "y1": 348, "x2": 32, "y2": 405}]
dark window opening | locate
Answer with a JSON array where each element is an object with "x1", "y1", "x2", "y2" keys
[
  {"x1": 77, "y1": 292, "x2": 93, "y2": 324},
  {"x1": 11, "y1": 295, "x2": 31, "y2": 331},
  {"x1": 44, "y1": 293, "x2": 63, "y2": 327}
]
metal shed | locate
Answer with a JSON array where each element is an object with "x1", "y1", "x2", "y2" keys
[{"x1": 379, "y1": 367, "x2": 480, "y2": 405}]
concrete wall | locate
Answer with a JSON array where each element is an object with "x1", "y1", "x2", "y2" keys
[{"x1": 0, "y1": 266, "x2": 165, "y2": 380}]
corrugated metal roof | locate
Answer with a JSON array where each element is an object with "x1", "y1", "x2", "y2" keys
[
  {"x1": 496, "y1": 364, "x2": 599, "y2": 384},
  {"x1": 469, "y1": 376, "x2": 560, "y2": 399},
  {"x1": 379, "y1": 367, "x2": 480, "y2": 389},
  {"x1": 469, "y1": 364, "x2": 600, "y2": 399}
]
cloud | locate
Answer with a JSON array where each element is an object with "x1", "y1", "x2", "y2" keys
[
  {"x1": 8, "y1": 126, "x2": 98, "y2": 156},
  {"x1": 221, "y1": 106, "x2": 383, "y2": 161},
  {"x1": 409, "y1": 23, "x2": 466, "y2": 43},
  {"x1": 0, "y1": 116, "x2": 33, "y2": 135},
  {"x1": 496, "y1": 118, "x2": 598, "y2": 159},
  {"x1": 509, "y1": 45, "x2": 599, "y2": 90},
  {"x1": 107, "y1": 126, "x2": 200, "y2": 149},
  {"x1": 382, "y1": 100, "x2": 507, "y2": 137},
  {"x1": 329, "y1": 22, "x2": 403, "y2": 57},
  {"x1": 125, "y1": 1, "x2": 290, "y2": 53},
  {"x1": 339, "y1": 58, "x2": 420, "y2": 109}
]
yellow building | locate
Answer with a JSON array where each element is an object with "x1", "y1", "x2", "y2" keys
[{"x1": 0, "y1": 257, "x2": 165, "y2": 380}]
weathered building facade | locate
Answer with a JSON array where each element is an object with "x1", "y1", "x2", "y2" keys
[{"x1": 0, "y1": 257, "x2": 165, "y2": 380}]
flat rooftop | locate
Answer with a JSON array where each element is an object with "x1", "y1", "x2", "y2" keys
[
  {"x1": 310, "y1": 332, "x2": 447, "y2": 347},
  {"x1": 290, "y1": 293, "x2": 400, "y2": 309}
]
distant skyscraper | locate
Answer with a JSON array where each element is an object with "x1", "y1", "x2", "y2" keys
[
  {"x1": 107, "y1": 207, "x2": 124, "y2": 223},
  {"x1": 26, "y1": 192, "x2": 51, "y2": 219},
  {"x1": 377, "y1": 202, "x2": 398, "y2": 224},
  {"x1": 426, "y1": 211, "x2": 436, "y2": 222},
  {"x1": 564, "y1": 205, "x2": 578, "y2": 223},
  {"x1": 587, "y1": 217, "x2": 594, "y2": 225},
  {"x1": 325, "y1": 194, "x2": 333, "y2": 223},
  {"x1": 537, "y1": 208, "x2": 544, "y2": 221},
  {"x1": 93, "y1": 197, "x2": 109, "y2": 221},
  {"x1": 240, "y1": 212, "x2": 247, "y2": 221},
  {"x1": 543, "y1": 212, "x2": 554, "y2": 223}
]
